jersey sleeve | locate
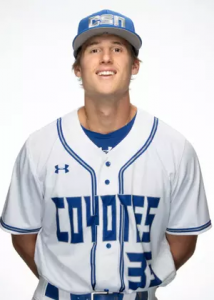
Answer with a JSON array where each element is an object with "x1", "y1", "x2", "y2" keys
[
  {"x1": 166, "y1": 139, "x2": 212, "y2": 235},
  {"x1": 0, "y1": 138, "x2": 43, "y2": 234}
]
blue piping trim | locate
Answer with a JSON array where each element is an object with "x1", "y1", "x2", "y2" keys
[
  {"x1": 57, "y1": 118, "x2": 97, "y2": 198},
  {"x1": 57, "y1": 118, "x2": 97, "y2": 290},
  {"x1": 119, "y1": 117, "x2": 159, "y2": 194},
  {"x1": 167, "y1": 220, "x2": 211, "y2": 233},
  {"x1": 120, "y1": 206, "x2": 125, "y2": 292},
  {"x1": 92, "y1": 226, "x2": 97, "y2": 289},
  {"x1": 0, "y1": 218, "x2": 41, "y2": 233},
  {"x1": 119, "y1": 205, "x2": 125, "y2": 292},
  {"x1": 118, "y1": 117, "x2": 158, "y2": 291}
]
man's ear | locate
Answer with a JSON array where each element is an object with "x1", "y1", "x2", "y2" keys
[
  {"x1": 74, "y1": 65, "x2": 82, "y2": 78},
  {"x1": 131, "y1": 59, "x2": 140, "y2": 76}
]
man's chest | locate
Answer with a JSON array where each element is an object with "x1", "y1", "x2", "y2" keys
[{"x1": 41, "y1": 147, "x2": 170, "y2": 246}]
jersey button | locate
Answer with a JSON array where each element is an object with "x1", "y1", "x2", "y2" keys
[
  {"x1": 106, "y1": 243, "x2": 111, "y2": 249},
  {"x1": 105, "y1": 179, "x2": 110, "y2": 185},
  {"x1": 105, "y1": 161, "x2": 111, "y2": 167}
]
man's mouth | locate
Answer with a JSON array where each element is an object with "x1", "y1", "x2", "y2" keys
[{"x1": 96, "y1": 70, "x2": 117, "y2": 77}]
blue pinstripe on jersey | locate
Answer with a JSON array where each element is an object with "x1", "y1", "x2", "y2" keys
[
  {"x1": 118, "y1": 116, "x2": 159, "y2": 293},
  {"x1": 57, "y1": 118, "x2": 98, "y2": 290},
  {"x1": 119, "y1": 205, "x2": 125, "y2": 292},
  {"x1": 119, "y1": 117, "x2": 159, "y2": 195}
]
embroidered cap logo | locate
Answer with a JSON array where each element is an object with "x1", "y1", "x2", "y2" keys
[{"x1": 88, "y1": 14, "x2": 126, "y2": 28}]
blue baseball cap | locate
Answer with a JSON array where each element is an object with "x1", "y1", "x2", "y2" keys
[{"x1": 72, "y1": 9, "x2": 142, "y2": 58}]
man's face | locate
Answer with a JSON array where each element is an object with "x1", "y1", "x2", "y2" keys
[{"x1": 74, "y1": 34, "x2": 139, "y2": 98}]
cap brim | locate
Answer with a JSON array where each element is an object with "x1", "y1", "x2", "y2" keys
[{"x1": 73, "y1": 27, "x2": 142, "y2": 58}]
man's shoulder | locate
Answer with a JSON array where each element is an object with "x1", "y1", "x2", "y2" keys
[
  {"x1": 27, "y1": 109, "x2": 77, "y2": 147},
  {"x1": 138, "y1": 107, "x2": 187, "y2": 145},
  {"x1": 137, "y1": 108, "x2": 192, "y2": 176},
  {"x1": 24, "y1": 109, "x2": 77, "y2": 171}
]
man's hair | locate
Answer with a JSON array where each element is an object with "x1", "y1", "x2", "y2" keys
[{"x1": 72, "y1": 36, "x2": 142, "y2": 85}]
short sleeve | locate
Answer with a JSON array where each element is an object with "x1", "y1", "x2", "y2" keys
[
  {"x1": 166, "y1": 139, "x2": 212, "y2": 235},
  {"x1": 0, "y1": 139, "x2": 44, "y2": 234}
]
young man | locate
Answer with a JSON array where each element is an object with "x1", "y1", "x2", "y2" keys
[{"x1": 0, "y1": 9, "x2": 211, "y2": 300}]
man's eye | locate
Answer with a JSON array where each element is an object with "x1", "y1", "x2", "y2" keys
[
  {"x1": 113, "y1": 48, "x2": 122, "y2": 52},
  {"x1": 90, "y1": 49, "x2": 99, "y2": 53}
]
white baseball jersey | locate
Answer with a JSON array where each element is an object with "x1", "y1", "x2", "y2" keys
[{"x1": 0, "y1": 107, "x2": 211, "y2": 300}]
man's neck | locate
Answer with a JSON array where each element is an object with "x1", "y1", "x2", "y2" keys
[{"x1": 78, "y1": 95, "x2": 137, "y2": 134}]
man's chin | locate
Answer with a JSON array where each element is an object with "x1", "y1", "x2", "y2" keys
[
  {"x1": 95, "y1": 87, "x2": 121, "y2": 96},
  {"x1": 85, "y1": 87, "x2": 126, "y2": 99}
]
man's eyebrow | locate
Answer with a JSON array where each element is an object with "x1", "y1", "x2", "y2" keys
[{"x1": 112, "y1": 41, "x2": 125, "y2": 46}]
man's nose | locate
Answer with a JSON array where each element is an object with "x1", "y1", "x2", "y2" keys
[{"x1": 100, "y1": 50, "x2": 113, "y2": 64}]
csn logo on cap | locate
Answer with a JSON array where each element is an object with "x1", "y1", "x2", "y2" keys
[{"x1": 88, "y1": 14, "x2": 126, "y2": 28}]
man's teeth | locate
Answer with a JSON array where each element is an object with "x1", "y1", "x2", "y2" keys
[{"x1": 98, "y1": 71, "x2": 115, "y2": 76}]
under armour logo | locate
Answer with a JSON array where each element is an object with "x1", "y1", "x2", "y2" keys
[{"x1": 55, "y1": 164, "x2": 69, "y2": 174}]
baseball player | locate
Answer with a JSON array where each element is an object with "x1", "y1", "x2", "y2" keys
[{"x1": 0, "y1": 9, "x2": 212, "y2": 300}]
